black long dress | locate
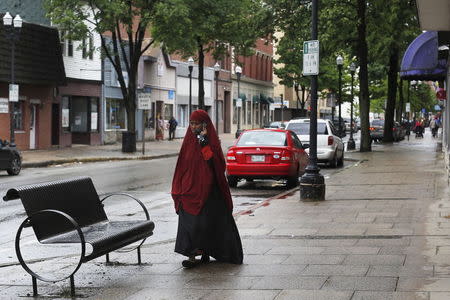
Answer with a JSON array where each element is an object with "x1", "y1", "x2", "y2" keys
[{"x1": 174, "y1": 171, "x2": 243, "y2": 264}]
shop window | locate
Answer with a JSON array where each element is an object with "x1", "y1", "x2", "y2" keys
[
  {"x1": 246, "y1": 101, "x2": 251, "y2": 125},
  {"x1": 105, "y1": 98, "x2": 127, "y2": 130},
  {"x1": 11, "y1": 101, "x2": 23, "y2": 130},
  {"x1": 90, "y1": 98, "x2": 99, "y2": 132},
  {"x1": 62, "y1": 96, "x2": 70, "y2": 131},
  {"x1": 177, "y1": 105, "x2": 187, "y2": 127},
  {"x1": 70, "y1": 97, "x2": 88, "y2": 132}
]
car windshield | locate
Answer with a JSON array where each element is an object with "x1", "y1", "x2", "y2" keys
[
  {"x1": 237, "y1": 131, "x2": 287, "y2": 146},
  {"x1": 286, "y1": 122, "x2": 328, "y2": 135},
  {"x1": 371, "y1": 120, "x2": 384, "y2": 126}
]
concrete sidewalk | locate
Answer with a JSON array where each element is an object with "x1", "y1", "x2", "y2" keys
[
  {"x1": 2, "y1": 132, "x2": 450, "y2": 299},
  {"x1": 20, "y1": 133, "x2": 237, "y2": 168}
]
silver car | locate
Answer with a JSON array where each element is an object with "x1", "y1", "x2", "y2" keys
[{"x1": 285, "y1": 118, "x2": 345, "y2": 167}]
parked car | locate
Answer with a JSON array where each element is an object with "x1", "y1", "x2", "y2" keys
[
  {"x1": 285, "y1": 118, "x2": 344, "y2": 168},
  {"x1": 226, "y1": 129, "x2": 309, "y2": 188},
  {"x1": 0, "y1": 139, "x2": 22, "y2": 175},
  {"x1": 264, "y1": 121, "x2": 286, "y2": 129},
  {"x1": 370, "y1": 119, "x2": 405, "y2": 142}
]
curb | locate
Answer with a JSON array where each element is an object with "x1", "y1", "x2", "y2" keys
[{"x1": 22, "y1": 153, "x2": 180, "y2": 168}]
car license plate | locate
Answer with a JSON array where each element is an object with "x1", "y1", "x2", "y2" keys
[{"x1": 251, "y1": 155, "x2": 265, "y2": 162}]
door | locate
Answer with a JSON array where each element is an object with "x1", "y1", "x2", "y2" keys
[
  {"x1": 29, "y1": 105, "x2": 36, "y2": 149},
  {"x1": 224, "y1": 91, "x2": 231, "y2": 133},
  {"x1": 52, "y1": 103, "x2": 60, "y2": 145}
]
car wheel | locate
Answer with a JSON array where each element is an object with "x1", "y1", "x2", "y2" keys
[
  {"x1": 7, "y1": 154, "x2": 21, "y2": 176},
  {"x1": 337, "y1": 151, "x2": 344, "y2": 167},
  {"x1": 329, "y1": 153, "x2": 338, "y2": 168},
  {"x1": 227, "y1": 176, "x2": 238, "y2": 188}
]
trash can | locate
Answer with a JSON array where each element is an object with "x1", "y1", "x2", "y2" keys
[{"x1": 122, "y1": 131, "x2": 136, "y2": 153}]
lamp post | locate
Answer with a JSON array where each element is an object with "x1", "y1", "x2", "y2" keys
[
  {"x1": 188, "y1": 57, "x2": 194, "y2": 116},
  {"x1": 214, "y1": 62, "x2": 220, "y2": 133},
  {"x1": 3, "y1": 12, "x2": 22, "y2": 148},
  {"x1": 347, "y1": 62, "x2": 356, "y2": 150},
  {"x1": 411, "y1": 80, "x2": 417, "y2": 120},
  {"x1": 299, "y1": 0, "x2": 325, "y2": 201},
  {"x1": 336, "y1": 55, "x2": 343, "y2": 137},
  {"x1": 235, "y1": 65, "x2": 242, "y2": 138}
]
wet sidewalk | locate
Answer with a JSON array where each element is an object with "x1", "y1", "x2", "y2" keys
[{"x1": 1, "y1": 131, "x2": 449, "y2": 299}]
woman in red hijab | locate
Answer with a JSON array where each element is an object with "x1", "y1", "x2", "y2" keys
[{"x1": 172, "y1": 109, "x2": 243, "y2": 268}]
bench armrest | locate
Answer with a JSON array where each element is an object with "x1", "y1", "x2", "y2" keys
[
  {"x1": 100, "y1": 193, "x2": 150, "y2": 221},
  {"x1": 16, "y1": 209, "x2": 86, "y2": 283}
]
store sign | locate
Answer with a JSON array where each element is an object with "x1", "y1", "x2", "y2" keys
[
  {"x1": 138, "y1": 92, "x2": 151, "y2": 110},
  {"x1": 0, "y1": 98, "x2": 8, "y2": 113}
]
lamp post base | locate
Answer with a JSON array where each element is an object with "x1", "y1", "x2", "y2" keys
[
  {"x1": 299, "y1": 170, "x2": 325, "y2": 201},
  {"x1": 347, "y1": 138, "x2": 356, "y2": 150}
]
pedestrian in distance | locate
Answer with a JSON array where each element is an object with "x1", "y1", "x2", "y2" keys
[
  {"x1": 171, "y1": 109, "x2": 243, "y2": 269},
  {"x1": 168, "y1": 116, "x2": 178, "y2": 141},
  {"x1": 430, "y1": 117, "x2": 438, "y2": 138}
]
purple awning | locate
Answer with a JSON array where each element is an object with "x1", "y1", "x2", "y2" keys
[{"x1": 400, "y1": 31, "x2": 446, "y2": 80}]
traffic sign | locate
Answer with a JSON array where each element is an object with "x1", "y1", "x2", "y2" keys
[
  {"x1": 236, "y1": 98, "x2": 242, "y2": 108},
  {"x1": 303, "y1": 40, "x2": 319, "y2": 75},
  {"x1": 405, "y1": 102, "x2": 410, "y2": 113},
  {"x1": 0, "y1": 98, "x2": 8, "y2": 113},
  {"x1": 9, "y1": 84, "x2": 18, "y2": 102},
  {"x1": 138, "y1": 92, "x2": 151, "y2": 110}
]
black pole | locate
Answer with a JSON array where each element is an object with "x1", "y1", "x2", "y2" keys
[
  {"x1": 407, "y1": 81, "x2": 410, "y2": 140},
  {"x1": 280, "y1": 94, "x2": 284, "y2": 122},
  {"x1": 347, "y1": 69, "x2": 356, "y2": 150},
  {"x1": 299, "y1": 0, "x2": 325, "y2": 201},
  {"x1": 338, "y1": 64, "x2": 342, "y2": 136},
  {"x1": 9, "y1": 28, "x2": 16, "y2": 147},
  {"x1": 215, "y1": 70, "x2": 219, "y2": 133},
  {"x1": 188, "y1": 66, "x2": 193, "y2": 116}
]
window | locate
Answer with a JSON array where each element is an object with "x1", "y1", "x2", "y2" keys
[
  {"x1": 237, "y1": 131, "x2": 286, "y2": 146},
  {"x1": 68, "y1": 39, "x2": 73, "y2": 57},
  {"x1": 105, "y1": 98, "x2": 127, "y2": 130},
  {"x1": 62, "y1": 96, "x2": 70, "y2": 131},
  {"x1": 60, "y1": 31, "x2": 65, "y2": 56},
  {"x1": 82, "y1": 38, "x2": 87, "y2": 59},
  {"x1": 89, "y1": 34, "x2": 94, "y2": 60},
  {"x1": 164, "y1": 104, "x2": 173, "y2": 120},
  {"x1": 290, "y1": 132, "x2": 303, "y2": 148},
  {"x1": 11, "y1": 102, "x2": 23, "y2": 130},
  {"x1": 178, "y1": 105, "x2": 187, "y2": 127}
]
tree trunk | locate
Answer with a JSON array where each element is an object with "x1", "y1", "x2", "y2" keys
[
  {"x1": 197, "y1": 40, "x2": 205, "y2": 110},
  {"x1": 383, "y1": 49, "x2": 399, "y2": 143},
  {"x1": 397, "y1": 79, "x2": 403, "y2": 122},
  {"x1": 357, "y1": 0, "x2": 371, "y2": 152}
]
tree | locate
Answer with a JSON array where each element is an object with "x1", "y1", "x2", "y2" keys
[
  {"x1": 44, "y1": 0, "x2": 158, "y2": 152},
  {"x1": 152, "y1": 0, "x2": 270, "y2": 109}
]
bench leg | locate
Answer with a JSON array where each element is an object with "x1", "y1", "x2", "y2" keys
[
  {"x1": 106, "y1": 253, "x2": 110, "y2": 263},
  {"x1": 70, "y1": 275, "x2": 75, "y2": 297},
  {"x1": 137, "y1": 246, "x2": 142, "y2": 265},
  {"x1": 32, "y1": 276, "x2": 37, "y2": 296}
]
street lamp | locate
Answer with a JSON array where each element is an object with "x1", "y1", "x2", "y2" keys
[
  {"x1": 188, "y1": 57, "x2": 194, "y2": 116},
  {"x1": 336, "y1": 55, "x2": 343, "y2": 137},
  {"x1": 3, "y1": 12, "x2": 22, "y2": 148},
  {"x1": 299, "y1": 0, "x2": 325, "y2": 201},
  {"x1": 347, "y1": 62, "x2": 356, "y2": 150},
  {"x1": 235, "y1": 65, "x2": 242, "y2": 138},
  {"x1": 214, "y1": 62, "x2": 220, "y2": 133}
]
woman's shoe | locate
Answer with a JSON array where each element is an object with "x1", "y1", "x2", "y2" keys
[{"x1": 182, "y1": 256, "x2": 200, "y2": 269}]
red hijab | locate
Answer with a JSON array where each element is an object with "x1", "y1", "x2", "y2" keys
[{"x1": 171, "y1": 110, "x2": 233, "y2": 215}]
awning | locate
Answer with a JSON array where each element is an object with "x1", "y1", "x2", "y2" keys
[
  {"x1": 239, "y1": 93, "x2": 247, "y2": 101},
  {"x1": 400, "y1": 31, "x2": 447, "y2": 81},
  {"x1": 252, "y1": 95, "x2": 260, "y2": 103},
  {"x1": 259, "y1": 94, "x2": 271, "y2": 105}
]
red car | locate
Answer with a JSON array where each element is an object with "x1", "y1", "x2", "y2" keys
[{"x1": 226, "y1": 129, "x2": 309, "y2": 188}]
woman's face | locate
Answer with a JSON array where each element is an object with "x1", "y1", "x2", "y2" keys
[{"x1": 189, "y1": 120, "x2": 203, "y2": 134}]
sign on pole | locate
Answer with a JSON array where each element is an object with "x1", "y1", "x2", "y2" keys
[
  {"x1": 405, "y1": 102, "x2": 410, "y2": 113},
  {"x1": 138, "y1": 92, "x2": 151, "y2": 110},
  {"x1": 0, "y1": 98, "x2": 9, "y2": 113},
  {"x1": 303, "y1": 40, "x2": 319, "y2": 75},
  {"x1": 9, "y1": 84, "x2": 18, "y2": 102},
  {"x1": 236, "y1": 98, "x2": 242, "y2": 108}
]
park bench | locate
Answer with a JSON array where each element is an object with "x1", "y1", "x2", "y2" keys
[{"x1": 3, "y1": 176, "x2": 155, "y2": 297}]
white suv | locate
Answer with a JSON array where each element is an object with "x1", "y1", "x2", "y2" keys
[{"x1": 285, "y1": 118, "x2": 344, "y2": 167}]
